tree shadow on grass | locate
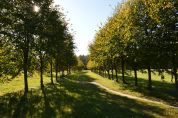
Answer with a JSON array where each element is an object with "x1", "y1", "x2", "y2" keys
[
  {"x1": 41, "y1": 87, "x2": 56, "y2": 118},
  {"x1": 116, "y1": 75, "x2": 178, "y2": 106},
  {"x1": 12, "y1": 94, "x2": 29, "y2": 118},
  {"x1": 0, "y1": 75, "x2": 177, "y2": 118},
  {"x1": 0, "y1": 88, "x2": 56, "y2": 118},
  {"x1": 54, "y1": 78, "x2": 176, "y2": 118}
]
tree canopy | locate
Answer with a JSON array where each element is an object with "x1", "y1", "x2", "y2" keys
[
  {"x1": 88, "y1": 0, "x2": 178, "y2": 90},
  {"x1": 0, "y1": 0, "x2": 77, "y2": 95}
]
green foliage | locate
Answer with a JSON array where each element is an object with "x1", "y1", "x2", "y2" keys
[
  {"x1": 89, "y1": 0, "x2": 178, "y2": 90},
  {"x1": 75, "y1": 57, "x2": 85, "y2": 71},
  {"x1": 0, "y1": 39, "x2": 22, "y2": 80},
  {"x1": 78, "y1": 55, "x2": 88, "y2": 69},
  {"x1": 87, "y1": 59, "x2": 95, "y2": 70}
]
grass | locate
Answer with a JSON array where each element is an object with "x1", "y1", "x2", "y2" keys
[
  {"x1": 0, "y1": 71, "x2": 178, "y2": 117},
  {"x1": 86, "y1": 70, "x2": 178, "y2": 106},
  {"x1": 0, "y1": 72, "x2": 51, "y2": 96}
]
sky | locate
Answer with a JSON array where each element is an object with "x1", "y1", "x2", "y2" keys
[{"x1": 54, "y1": 0, "x2": 120, "y2": 55}]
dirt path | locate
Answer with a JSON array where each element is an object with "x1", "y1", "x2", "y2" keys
[{"x1": 88, "y1": 81, "x2": 178, "y2": 109}]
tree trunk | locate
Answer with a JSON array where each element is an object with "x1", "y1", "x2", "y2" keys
[
  {"x1": 121, "y1": 56, "x2": 126, "y2": 84},
  {"x1": 55, "y1": 69, "x2": 58, "y2": 82},
  {"x1": 107, "y1": 70, "x2": 110, "y2": 79},
  {"x1": 99, "y1": 68, "x2": 101, "y2": 75},
  {"x1": 23, "y1": 36, "x2": 29, "y2": 96},
  {"x1": 171, "y1": 69, "x2": 174, "y2": 82},
  {"x1": 134, "y1": 65, "x2": 138, "y2": 86},
  {"x1": 115, "y1": 68, "x2": 118, "y2": 82},
  {"x1": 174, "y1": 69, "x2": 178, "y2": 91},
  {"x1": 111, "y1": 69, "x2": 114, "y2": 80},
  {"x1": 173, "y1": 55, "x2": 178, "y2": 91},
  {"x1": 104, "y1": 70, "x2": 106, "y2": 77},
  {"x1": 174, "y1": 71, "x2": 178, "y2": 88},
  {"x1": 66, "y1": 68, "x2": 68, "y2": 74},
  {"x1": 69, "y1": 66, "x2": 71, "y2": 74},
  {"x1": 103, "y1": 65, "x2": 106, "y2": 77},
  {"x1": 55, "y1": 56, "x2": 58, "y2": 82},
  {"x1": 147, "y1": 65, "x2": 152, "y2": 90},
  {"x1": 111, "y1": 64, "x2": 114, "y2": 80},
  {"x1": 114, "y1": 59, "x2": 118, "y2": 82},
  {"x1": 101, "y1": 70, "x2": 103, "y2": 77},
  {"x1": 23, "y1": 49, "x2": 29, "y2": 96},
  {"x1": 50, "y1": 58, "x2": 54, "y2": 84},
  {"x1": 62, "y1": 70, "x2": 64, "y2": 76},
  {"x1": 40, "y1": 52, "x2": 44, "y2": 89},
  {"x1": 103, "y1": 70, "x2": 105, "y2": 77}
]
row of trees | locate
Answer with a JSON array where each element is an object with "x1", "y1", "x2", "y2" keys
[
  {"x1": 88, "y1": 0, "x2": 178, "y2": 91},
  {"x1": 0, "y1": 0, "x2": 77, "y2": 96},
  {"x1": 78, "y1": 55, "x2": 88, "y2": 69}
]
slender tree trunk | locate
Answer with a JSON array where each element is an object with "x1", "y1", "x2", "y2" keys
[
  {"x1": 104, "y1": 70, "x2": 106, "y2": 77},
  {"x1": 62, "y1": 70, "x2": 64, "y2": 76},
  {"x1": 69, "y1": 66, "x2": 71, "y2": 74},
  {"x1": 171, "y1": 69, "x2": 174, "y2": 82},
  {"x1": 23, "y1": 36, "x2": 29, "y2": 96},
  {"x1": 67, "y1": 65, "x2": 70, "y2": 75},
  {"x1": 121, "y1": 56, "x2": 126, "y2": 84},
  {"x1": 174, "y1": 68, "x2": 178, "y2": 91},
  {"x1": 103, "y1": 65, "x2": 106, "y2": 77},
  {"x1": 99, "y1": 68, "x2": 101, "y2": 75},
  {"x1": 174, "y1": 68, "x2": 178, "y2": 92},
  {"x1": 55, "y1": 69, "x2": 58, "y2": 81},
  {"x1": 111, "y1": 69, "x2": 114, "y2": 80},
  {"x1": 66, "y1": 68, "x2": 68, "y2": 74},
  {"x1": 114, "y1": 59, "x2": 118, "y2": 82},
  {"x1": 134, "y1": 65, "x2": 138, "y2": 86},
  {"x1": 172, "y1": 55, "x2": 178, "y2": 91},
  {"x1": 101, "y1": 69, "x2": 103, "y2": 77},
  {"x1": 111, "y1": 63, "x2": 114, "y2": 80},
  {"x1": 115, "y1": 68, "x2": 118, "y2": 82},
  {"x1": 55, "y1": 56, "x2": 58, "y2": 82},
  {"x1": 107, "y1": 70, "x2": 110, "y2": 79},
  {"x1": 50, "y1": 58, "x2": 54, "y2": 84},
  {"x1": 147, "y1": 65, "x2": 152, "y2": 90},
  {"x1": 23, "y1": 49, "x2": 29, "y2": 96},
  {"x1": 103, "y1": 69, "x2": 104, "y2": 77},
  {"x1": 40, "y1": 52, "x2": 44, "y2": 89},
  {"x1": 103, "y1": 69, "x2": 105, "y2": 77}
]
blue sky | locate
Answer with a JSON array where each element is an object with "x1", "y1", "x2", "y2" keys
[{"x1": 54, "y1": 0, "x2": 120, "y2": 55}]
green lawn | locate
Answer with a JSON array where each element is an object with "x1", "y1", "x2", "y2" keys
[
  {"x1": 0, "y1": 73, "x2": 51, "y2": 96},
  {"x1": 0, "y1": 71, "x2": 178, "y2": 118}
]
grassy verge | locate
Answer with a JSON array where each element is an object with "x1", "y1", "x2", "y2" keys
[{"x1": 84, "y1": 70, "x2": 178, "y2": 106}]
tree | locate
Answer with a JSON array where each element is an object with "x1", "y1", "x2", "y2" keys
[
  {"x1": 0, "y1": 0, "x2": 43, "y2": 95},
  {"x1": 88, "y1": 0, "x2": 178, "y2": 92},
  {"x1": 79, "y1": 55, "x2": 88, "y2": 69},
  {"x1": 87, "y1": 59, "x2": 95, "y2": 70},
  {"x1": 0, "y1": 0, "x2": 76, "y2": 93},
  {"x1": 76, "y1": 57, "x2": 85, "y2": 71}
]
